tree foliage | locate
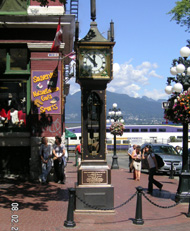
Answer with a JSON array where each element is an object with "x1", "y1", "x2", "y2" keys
[
  {"x1": 33, "y1": 0, "x2": 66, "y2": 7},
  {"x1": 168, "y1": 0, "x2": 190, "y2": 32}
]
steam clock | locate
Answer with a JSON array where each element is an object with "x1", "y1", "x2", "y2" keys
[{"x1": 74, "y1": 0, "x2": 115, "y2": 211}]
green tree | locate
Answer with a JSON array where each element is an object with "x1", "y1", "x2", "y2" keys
[
  {"x1": 168, "y1": 0, "x2": 190, "y2": 32},
  {"x1": 34, "y1": 0, "x2": 66, "y2": 7},
  {"x1": 169, "y1": 136, "x2": 176, "y2": 142}
]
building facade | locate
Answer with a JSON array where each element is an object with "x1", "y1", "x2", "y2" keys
[{"x1": 0, "y1": 0, "x2": 77, "y2": 180}]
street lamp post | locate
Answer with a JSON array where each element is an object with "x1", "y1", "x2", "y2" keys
[
  {"x1": 106, "y1": 103, "x2": 124, "y2": 169},
  {"x1": 164, "y1": 44, "x2": 190, "y2": 201}
]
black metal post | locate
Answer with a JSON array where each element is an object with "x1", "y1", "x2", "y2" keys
[
  {"x1": 75, "y1": 150, "x2": 78, "y2": 167},
  {"x1": 133, "y1": 186, "x2": 144, "y2": 225},
  {"x1": 165, "y1": 45, "x2": 190, "y2": 202},
  {"x1": 169, "y1": 161, "x2": 174, "y2": 179},
  {"x1": 111, "y1": 133, "x2": 119, "y2": 169},
  {"x1": 183, "y1": 123, "x2": 189, "y2": 171},
  {"x1": 67, "y1": 138, "x2": 69, "y2": 161},
  {"x1": 107, "y1": 104, "x2": 123, "y2": 169},
  {"x1": 75, "y1": 21, "x2": 79, "y2": 41},
  {"x1": 186, "y1": 197, "x2": 190, "y2": 217},
  {"x1": 110, "y1": 20, "x2": 114, "y2": 42},
  {"x1": 176, "y1": 123, "x2": 190, "y2": 202},
  {"x1": 64, "y1": 188, "x2": 76, "y2": 228},
  {"x1": 91, "y1": 0, "x2": 96, "y2": 21}
]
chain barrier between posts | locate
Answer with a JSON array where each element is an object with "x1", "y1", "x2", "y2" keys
[
  {"x1": 75, "y1": 192, "x2": 137, "y2": 211},
  {"x1": 142, "y1": 191, "x2": 190, "y2": 209},
  {"x1": 64, "y1": 187, "x2": 190, "y2": 228},
  {"x1": 75, "y1": 189, "x2": 190, "y2": 211}
]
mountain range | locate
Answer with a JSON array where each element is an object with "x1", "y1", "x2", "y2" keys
[{"x1": 65, "y1": 91, "x2": 166, "y2": 124}]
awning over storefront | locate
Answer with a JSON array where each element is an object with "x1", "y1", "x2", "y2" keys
[{"x1": 65, "y1": 128, "x2": 76, "y2": 139}]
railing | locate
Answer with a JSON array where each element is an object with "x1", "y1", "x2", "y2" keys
[{"x1": 70, "y1": 0, "x2": 79, "y2": 21}]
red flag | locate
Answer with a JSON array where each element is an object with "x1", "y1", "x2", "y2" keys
[
  {"x1": 68, "y1": 52, "x2": 76, "y2": 60},
  {"x1": 64, "y1": 51, "x2": 76, "y2": 60},
  {"x1": 51, "y1": 18, "x2": 63, "y2": 52}
]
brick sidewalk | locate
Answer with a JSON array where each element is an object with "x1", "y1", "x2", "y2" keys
[{"x1": 0, "y1": 157, "x2": 190, "y2": 231}]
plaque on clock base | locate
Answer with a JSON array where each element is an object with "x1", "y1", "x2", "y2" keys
[{"x1": 75, "y1": 165, "x2": 114, "y2": 213}]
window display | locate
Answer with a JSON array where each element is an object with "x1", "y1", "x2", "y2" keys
[{"x1": 0, "y1": 81, "x2": 27, "y2": 129}]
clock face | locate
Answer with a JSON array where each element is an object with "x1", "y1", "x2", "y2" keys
[{"x1": 83, "y1": 50, "x2": 106, "y2": 74}]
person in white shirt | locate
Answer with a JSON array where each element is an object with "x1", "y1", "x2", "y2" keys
[
  {"x1": 52, "y1": 136, "x2": 66, "y2": 184},
  {"x1": 131, "y1": 145, "x2": 142, "y2": 181},
  {"x1": 128, "y1": 144, "x2": 137, "y2": 173},
  {"x1": 142, "y1": 145, "x2": 163, "y2": 194}
]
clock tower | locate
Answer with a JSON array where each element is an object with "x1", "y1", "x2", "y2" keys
[{"x1": 75, "y1": 0, "x2": 115, "y2": 212}]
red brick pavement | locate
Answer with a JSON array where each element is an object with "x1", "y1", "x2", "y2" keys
[{"x1": 0, "y1": 157, "x2": 190, "y2": 231}]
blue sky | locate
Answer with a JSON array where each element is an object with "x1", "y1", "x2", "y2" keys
[{"x1": 68, "y1": 0, "x2": 189, "y2": 100}]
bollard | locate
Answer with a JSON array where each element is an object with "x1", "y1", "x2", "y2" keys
[
  {"x1": 64, "y1": 188, "x2": 76, "y2": 228},
  {"x1": 133, "y1": 186, "x2": 144, "y2": 225},
  {"x1": 169, "y1": 161, "x2": 174, "y2": 179},
  {"x1": 75, "y1": 151, "x2": 78, "y2": 166},
  {"x1": 186, "y1": 197, "x2": 190, "y2": 217}
]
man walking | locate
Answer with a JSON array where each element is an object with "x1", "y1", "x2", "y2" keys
[{"x1": 142, "y1": 145, "x2": 163, "y2": 195}]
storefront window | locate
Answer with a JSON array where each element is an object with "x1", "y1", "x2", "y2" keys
[
  {"x1": 0, "y1": 49, "x2": 6, "y2": 74},
  {"x1": 0, "y1": 81, "x2": 27, "y2": 130},
  {"x1": 10, "y1": 48, "x2": 28, "y2": 71},
  {"x1": 0, "y1": 47, "x2": 30, "y2": 74}
]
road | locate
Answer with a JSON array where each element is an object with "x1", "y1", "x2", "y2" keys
[
  {"x1": 106, "y1": 152, "x2": 129, "y2": 169},
  {"x1": 68, "y1": 151, "x2": 130, "y2": 169}
]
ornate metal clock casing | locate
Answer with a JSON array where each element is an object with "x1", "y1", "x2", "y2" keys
[
  {"x1": 75, "y1": 21, "x2": 115, "y2": 84},
  {"x1": 79, "y1": 47, "x2": 111, "y2": 78},
  {"x1": 74, "y1": 6, "x2": 115, "y2": 211}
]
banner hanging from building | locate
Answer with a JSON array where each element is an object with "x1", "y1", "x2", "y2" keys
[{"x1": 31, "y1": 70, "x2": 61, "y2": 114}]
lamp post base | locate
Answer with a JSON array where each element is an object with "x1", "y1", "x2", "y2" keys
[
  {"x1": 111, "y1": 155, "x2": 119, "y2": 169},
  {"x1": 175, "y1": 171, "x2": 190, "y2": 202}
]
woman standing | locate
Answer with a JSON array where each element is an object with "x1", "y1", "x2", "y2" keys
[
  {"x1": 143, "y1": 145, "x2": 163, "y2": 194},
  {"x1": 52, "y1": 136, "x2": 66, "y2": 184},
  {"x1": 131, "y1": 145, "x2": 142, "y2": 181},
  {"x1": 39, "y1": 137, "x2": 52, "y2": 184}
]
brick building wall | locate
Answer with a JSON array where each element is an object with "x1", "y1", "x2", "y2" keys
[{"x1": 0, "y1": 0, "x2": 75, "y2": 179}]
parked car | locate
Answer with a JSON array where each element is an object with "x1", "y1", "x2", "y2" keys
[{"x1": 141, "y1": 143, "x2": 182, "y2": 174}]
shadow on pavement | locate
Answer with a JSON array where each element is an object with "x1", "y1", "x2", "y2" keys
[
  {"x1": 142, "y1": 188, "x2": 176, "y2": 201},
  {"x1": 0, "y1": 179, "x2": 69, "y2": 211}
]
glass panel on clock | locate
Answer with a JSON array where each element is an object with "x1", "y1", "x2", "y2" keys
[{"x1": 87, "y1": 92, "x2": 100, "y2": 156}]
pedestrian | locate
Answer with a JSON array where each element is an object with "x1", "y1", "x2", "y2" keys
[
  {"x1": 128, "y1": 144, "x2": 137, "y2": 173},
  {"x1": 39, "y1": 137, "x2": 52, "y2": 184},
  {"x1": 175, "y1": 145, "x2": 182, "y2": 155},
  {"x1": 131, "y1": 145, "x2": 142, "y2": 181},
  {"x1": 142, "y1": 145, "x2": 163, "y2": 194},
  {"x1": 52, "y1": 136, "x2": 66, "y2": 184},
  {"x1": 75, "y1": 141, "x2": 81, "y2": 166}
]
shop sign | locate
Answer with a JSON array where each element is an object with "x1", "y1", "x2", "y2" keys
[
  {"x1": 48, "y1": 53, "x2": 59, "y2": 57},
  {"x1": 31, "y1": 70, "x2": 61, "y2": 114}
]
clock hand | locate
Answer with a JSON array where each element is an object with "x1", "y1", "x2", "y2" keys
[
  {"x1": 93, "y1": 54, "x2": 97, "y2": 67},
  {"x1": 87, "y1": 55, "x2": 95, "y2": 65},
  {"x1": 87, "y1": 55, "x2": 97, "y2": 67}
]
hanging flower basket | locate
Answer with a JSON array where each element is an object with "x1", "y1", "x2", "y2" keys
[
  {"x1": 164, "y1": 90, "x2": 190, "y2": 124},
  {"x1": 110, "y1": 122, "x2": 124, "y2": 136}
]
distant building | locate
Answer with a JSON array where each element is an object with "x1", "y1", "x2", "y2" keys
[{"x1": 0, "y1": 0, "x2": 77, "y2": 180}]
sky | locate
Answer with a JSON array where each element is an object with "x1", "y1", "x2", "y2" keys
[{"x1": 68, "y1": 0, "x2": 189, "y2": 101}]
